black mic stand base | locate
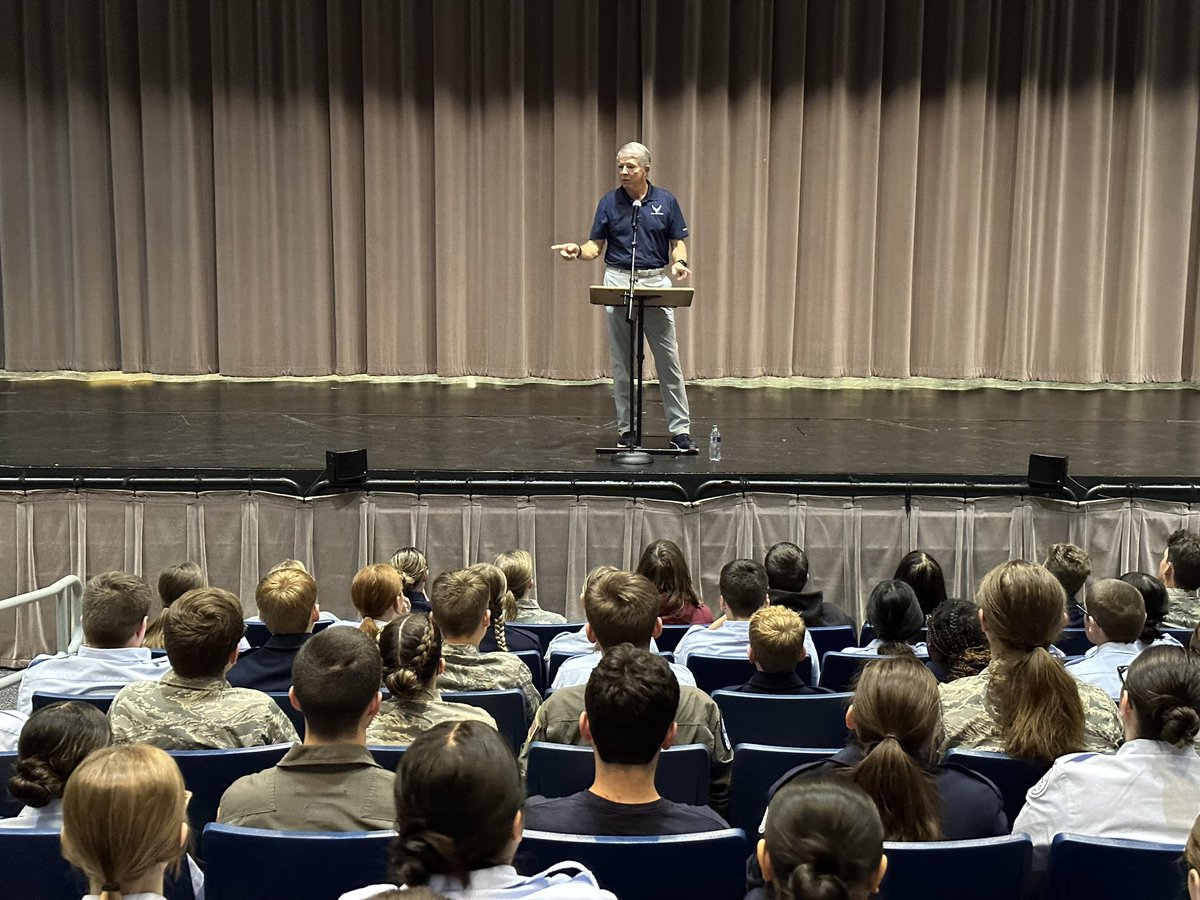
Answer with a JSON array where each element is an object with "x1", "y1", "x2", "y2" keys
[{"x1": 607, "y1": 448, "x2": 653, "y2": 466}]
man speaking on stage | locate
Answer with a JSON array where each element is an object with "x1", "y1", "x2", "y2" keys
[{"x1": 552, "y1": 141, "x2": 695, "y2": 452}]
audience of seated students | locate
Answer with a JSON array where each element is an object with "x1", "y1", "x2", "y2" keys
[
  {"x1": 549, "y1": 568, "x2": 696, "y2": 691},
  {"x1": 473, "y1": 562, "x2": 539, "y2": 654},
  {"x1": 226, "y1": 565, "x2": 320, "y2": 692},
  {"x1": 61, "y1": 744, "x2": 191, "y2": 900},
  {"x1": 351, "y1": 563, "x2": 410, "y2": 640},
  {"x1": 16, "y1": 571, "x2": 168, "y2": 714},
  {"x1": 431, "y1": 568, "x2": 541, "y2": 720},
  {"x1": 1065, "y1": 578, "x2": 1146, "y2": 701},
  {"x1": 673, "y1": 558, "x2": 822, "y2": 685},
  {"x1": 1189, "y1": 813, "x2": 1200, "y2": 900},
  {"x1": 763, "y1": 656, "x2": 1005, "y2": 842},
  {"x1": 1161, "y1": 529, "x2": 1200, "y2": 629},
  {"x1": 367, "y1": 613, "x2": 497, "y2": 745},
  {"x1": 108, "y1": 586, "x2": 298, "y2": 749},
  {"x1": 924, "y1": 597, "x2": 989, "y2": 683},
  {"x1": 522, "y1": 569, "x2": 733, "y2": 813},
  {"x1": 764, "y1": 541, "x2": 854, "y2": 628},
  {"x1": 0, "y1": 701, "x2": 111, "y2": 829},
  {"x1": 842, "y1": 580, "x2": 928, "y2": 658},
  {"x1": 1046, "y1": 542, "x2": 1092, "y2": 629},
  {"x1": 637, "y1": 539, "x2": 714, "y2": 626},
  {"x1": 940, "y1": 560, "x2": 1123, "y2": 761},
  {"x1": 496, "y1": 549, "x2": 567, "y2": 624},
  {"x1": 339, "y1": 720, "x2": 616, "y2": 900},
  {"x1": 749, "y1": 778, "x2": 887, "y2": 900},
  {"x1": 219, "y1": 627, "x2": 396, "y2": 831},
  {"x1": 143, "y1": 561, "x2": 204, "y2": 649},
  {"x1": 730, "y1": 606, "x2": 828, "y2": 695},
  {"x1": 1014, "y1": 645, "x2": 1200, "y2": 870},
  {"x1": 1122, "y1": 571, "x2": 1183, "y2": 651},
  {"x1": 390, "y1": 546, "x2": 433, "y2": 613},
  {"x1": 526, "y1": 645, "x2": 729, "y2": 835},
  {"x1": 893, "y1": 550, "x2": 949, "y2": 617}
]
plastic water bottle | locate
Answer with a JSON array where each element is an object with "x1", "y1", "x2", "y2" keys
[{"x1": 708, "y1": 425, "x2": 721, "y2": 461}]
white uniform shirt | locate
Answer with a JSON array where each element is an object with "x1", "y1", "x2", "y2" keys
[
  {"x1": 836, "y1": 638, "x2": 928, "y2": 659},
  {"x1": 674, "y1": 620, "x2": 822, "y2": 685},
  {"x1": 16, "y1": 645, "x2": 169, "y2": 714},
  {"x1": 551, "y1": 649, "x2": 696, "y2": 691},
  {"x1": 1065, "y1": 641, "x2": 1142, "y2": 702},
  {"x1": 544, "y1": 626, "x2": 659, "y2": 662},
  {"x1": 339, "y1": 863, "x2": 617, "y2": 899},
  {"x1": 0, "y1": 710, "x2": 28, "y2": 751},
  {"x1": 1012, "y1": 739, "x2": 1200, "y2": 870}
]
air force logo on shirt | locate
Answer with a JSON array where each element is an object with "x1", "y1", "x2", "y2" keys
[{"x1": 651, "y1": 204, "x2": 665, "y2": 215}]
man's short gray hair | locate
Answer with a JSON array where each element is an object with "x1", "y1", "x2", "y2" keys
[{"x1": 617, "y1": 141, "x2": 651, "y2": 168}]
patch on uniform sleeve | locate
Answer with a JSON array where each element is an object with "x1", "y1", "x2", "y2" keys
[
  {"x1": 719, "y1": 719, "x2": 731, "y2": 753},
  {"x1": 1025, "y1": 768, "x2": 1055, "y2": 800}
]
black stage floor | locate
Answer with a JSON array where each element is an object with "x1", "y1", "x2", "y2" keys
[{"x1": 0, "y1": 376, "x2": 1198, "y2": 501}]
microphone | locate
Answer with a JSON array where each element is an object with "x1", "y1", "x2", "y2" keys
[{"x1": 631, "y1": 198, "x2": 641, "y2": 230}]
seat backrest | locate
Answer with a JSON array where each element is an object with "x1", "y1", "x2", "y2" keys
[
  {"x1": 0, "y1": 828, "x2": 79, "y2": 900},
  {"x1": 817, "y1": 652, "x2": 872, "y2": 692},
  {"x1": 1053, "y1": 627, "x2": 1091, "y2": 658},
  {"x1": 1164, "y1": 627, "x2": 1193, "y2": 646},
  {"x1": 943, "y1": 749, "x2": 1050, "y2": 826},
  {"x1": 547, "y1": 650, "x2": 585, "y2": 686},
  {"x1": 727, "y1": 743, "x2": 840, "y2": 836},
  {"x1": 441, "y1": 689, "x2": 527, "y2": 754},
  {"x1": 685, "y1": 655, "x2": 756, "y2": 694},
  {"x1": 1042, "y1": 833, "x2": 1188, "y2": 900},
  {"x1": 655, "y1": 624, "x2": 693, "y2": 652},
  {"x1": 30, "y1": 692, "x2": 114, "y2": 714},
  {"x1": 367, "y1": 744, "x2": 407, "y2": 772},
  {"x1": 0, "y1": 751, "x2": 23, "y2": 817},
  {"x1": 518, "y1": 828, "x2": 748, "y2": 900},
  {"x1": 514, "y1": 649, "x2": 545, "y2": 694},
  {"x1": 265, "y1": 692, "x2": 306, "y2": 735},
  {"x1": 244, "y1": 619, "x2": 334, "y2": 649},
  {"x1": 202, "y1": 823, "x2": 394, "y2": 900},
  {"x1": 511, "y1": 622, "x2": 583, "y2": 652},
  {"x1": 877, "y1": 834, "x2": 1032, "y2": 900},
  {"x1": 858, "y1": 623, "x2": 928, "y2": 647},
  {"x1": 807, "y1": 625, "x2": 857, "y2": 661},
  {"x1": 525, "y1": 742, "x2": 710, "y2": 806},
  {"x1": 169, "y1": 744, "x2": 291, "y2": 848},
  {"x1": 712, "y1": 690, "x2": 851, "y2": 748}
]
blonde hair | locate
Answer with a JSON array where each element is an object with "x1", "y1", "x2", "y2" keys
[
  {"x1": 978, "y1": 560, "x2": 1085, "y2": 764},
  {"x1": 749, "y1": 606, "x2": 808, "y2": 673},
  {"x1": 61, "y1": 744, "x2": 187, "y2": 900},
  {"x1": 268, "y1": 558, "x2": 310, "y2": 575},
  {"x1": 389, "y1": 547, "x2": 429, "y2": 590},
  {"x1": 468, "y1": 563, "x2": 516, "y2": 651},
  {"x1": 495, "y1": 550, "x2": 534, "y2": 601},
  {"x1": 255, "y1": 567, "x2": 318, "y2": 635},
  {"x1": 352, "y1": 564, "x2": 406, "y2": 640}
]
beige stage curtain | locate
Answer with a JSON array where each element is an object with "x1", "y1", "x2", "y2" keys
[
  {"x1": 0, "y1": 1, "x2": 1198, "y2": 381},
  {"x1": 1, "y1": 488, "x2": 1197, "y2": 665}
]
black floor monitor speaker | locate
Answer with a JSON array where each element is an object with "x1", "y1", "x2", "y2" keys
[{"x1": 1027, "y1": 453, "x2": 1068, "y2": 489}]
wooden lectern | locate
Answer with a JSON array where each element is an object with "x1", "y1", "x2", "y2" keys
[{"x1": 590, "y1": 285, "x2": 695, "y2": 462}]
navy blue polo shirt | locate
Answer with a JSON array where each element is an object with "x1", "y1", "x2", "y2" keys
[{"x1": 589, "y1": 184, "x2": 688, "y2": 270}]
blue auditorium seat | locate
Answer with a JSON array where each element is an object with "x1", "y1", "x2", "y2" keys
[
  {"x1": 518, "y1": 828, "x2": 748, "y2": 900},
  {"x1": 30, "y1": 692, "x2": 115, "y2": 713},
  {"x1": 1042, "y1": 833, "x2": 1188, "y2": 900},
  {"x1": 169, "y1": 743, "x2": 290, "y2": 851},
  {"x1": 727, "y1": 743, "x2": 839, "y2": 835},
  {"x1": 525, "y1": 742, "x2": 710, "y2": 805},
  {"x1": 943, "y1": 748, "x2": 1050, "y2": 827},
  {"x1": 0, "y1": 751, "x2": 22, "y2": 817},
  {"x1": 877, "y1": 833, "x2": 1032, "y2": 900},
  {"x1": 655, "y1": 624, "x2": 693, "y2": 652},
  {"x1": 0, "y1": 828, "x2": 78, "y2": 900},
  {"x1": 202, "y1": 823, "x2": 394, "y2": 900},
  {"x1": 1053, "y1": 627, "x2": 1091, "y2": 657},
  {"x1": 547, "y1": 649, "x2": 585, "y2": 686},
  {"x1": 858, "y1": 623, "x2": 927, "y2": 647},
  {"x1": 817, "y1": 651, "x2": 873, "y2": 692},
  {"x1": 510, "y1": 622, "x2": 582, "y2": 651},
  {"x1": 807, "y1": 624, "x2": 858, "y2": 661},
  {"x1": 442, "y1": 689, "x2": 527, "y2": 754},
  {"x1": 515, "y1": 648, "x2": 545, "y2": 694},
  {"x1": 367, "y1": 744, "x2": 407, "y2": 771},
  {"x1": 265, "y1": 691, "x2": 305, "y2": 735},
  {"x1": 712, "y1": 689, "x2": 851, "y2": 748},
  {"x1": 686, "y1": 654, "x2": 812, "y2": 694}
]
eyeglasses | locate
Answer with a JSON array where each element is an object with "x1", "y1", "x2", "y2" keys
[
  {"x1": 1117, "y1": 664, "x2": 1129, "y2": 685},
  {"x1": 1075, "y1": 601, "x2": 1090, "y2": 620}
]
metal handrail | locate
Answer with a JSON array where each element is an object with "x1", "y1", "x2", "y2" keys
[
  {"x1": 0, "y1": 574, "x2": 84, "y2": 689},
  {"x1": 694, "y1": 478, "x2": 1079, "y2": 502},
  {"x1": 313, "y1": 477, "x2": 693, "y2": 502},
  {"x1": 0, "y1": 476, "x2": 305, "y2": 494},
  {"x1": 1082, "y1": 483, "x2": 1200, "y2": 502}
]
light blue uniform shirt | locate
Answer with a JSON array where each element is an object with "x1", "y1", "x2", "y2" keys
[
  {"x1": 551, "y1": 649, "x2": 696, "y2": 691},
  {"x1": 1066, "y1": 641, "x2": 1143, "y2": 701},
  {"x1": 16, "y1": 645, "x2": 169, "y2": 714},
  {"x1": 673, "y1": 619, "x2": 821, "y2": 686}
]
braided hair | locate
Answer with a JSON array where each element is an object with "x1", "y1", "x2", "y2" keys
[
  {"x1": 926, "y1": 598, "x2": 990, "y2": 681},
  {"x1": 468, "y1": 563, "x2": 513, "y2": 653},
  {"x1": 379, "y1": 614, "x2": 443, "y2": 703}
]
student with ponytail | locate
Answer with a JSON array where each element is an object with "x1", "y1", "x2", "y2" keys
[
  {"x1": 61, "y1": 744, "x2": 190, "y2": 900},
  {"x1": 497, "y1": 550, "x2": 567, "y2": 625},
  {"x1": 939, "y1": 560, "x2": 1123, "y2": 761},
  {"x1": 761, "y1": 656, "x2": 1005, "y2": 844},
  {"x1": 367, "y1": 614, "x2": 497, "y2": 746},
  {"x1": 1014, "y1": 644, "x2": 1200, "y2": 870},
  {"x1": 753, "y1": 778, "x2": 887, "y2": 900},
  {"x1": 473, "y1": 563, "x2": 539, "y2": 654},
  {"x1": 352, "y1": 564, "x2": 410, "y2": 641},
  {"x1": 389, "y1": 547, "x2": 433, "y2": 613},
  {"x1": 340, "y1": 721, "x2": 615, "y2": 899}
]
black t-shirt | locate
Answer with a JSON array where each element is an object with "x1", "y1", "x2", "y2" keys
[{"x1": 524, "y1": 790, "x2": 729, "y2": 836}]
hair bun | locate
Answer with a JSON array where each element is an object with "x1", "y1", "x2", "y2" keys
[
  {"x1": 783, "y1": 861, "x2": 851, "y2": 900},
  {"x1": 7, "y1": 759, "x2": 61, "y2": 807},
  {"x1": 1161, "y1": 705, "x2": 1200, "y2": 745}
]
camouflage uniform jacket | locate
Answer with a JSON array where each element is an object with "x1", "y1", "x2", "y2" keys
[
  {"x1": 518, "y1": 683, "x2": 733, "y2": 815},
  {"x1": 108, "y1": 669, "x2": 299, "y2": 750},
  {"x1": 939, "y1": 663, "x2": 1123, "y2": 756},
  {"x1": 437, "y1": 643, "x2": 542, "y2": 721},
  {"x1": 1164, "y1": 587, "x2": 1200, "y2": 630},
  {"x1": 366, "y1": 689, "x2": 498, "y2": 746},
  {"x1": 511, "y1": 598, "x2": 569, "y2": 625}
]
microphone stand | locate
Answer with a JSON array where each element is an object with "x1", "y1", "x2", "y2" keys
[{"x1": 613, "y1": 200, "x2": 652, "y2": 466}]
